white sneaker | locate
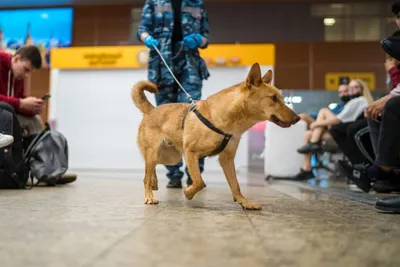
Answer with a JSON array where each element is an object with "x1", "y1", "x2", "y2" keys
[{"x1": 0, "y1": 133, "x2": 14, "y2": 148}]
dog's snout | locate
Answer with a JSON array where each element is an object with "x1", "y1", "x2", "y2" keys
[{"x1": 293, "y1": 115, "x2": 300, "y2": 124}]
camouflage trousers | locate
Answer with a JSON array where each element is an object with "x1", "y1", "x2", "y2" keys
[{"x1": 155, "y1": 45, "x2": 204, "y2": 182}]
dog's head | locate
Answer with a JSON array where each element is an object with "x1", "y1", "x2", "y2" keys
[{"x1": 241, "y1": 63, "x2": 300, "y2": 128}]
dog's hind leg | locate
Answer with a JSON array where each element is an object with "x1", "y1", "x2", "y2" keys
[
  {"x1": 219, "y1": 150, "x2": 262, "y2": 210},
  {"x1": 183, "y1": 150, "x2": 205, "y2": 200}
]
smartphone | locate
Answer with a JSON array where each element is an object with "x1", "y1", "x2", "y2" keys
[{"x1": 42, "y1": 93, "x2": 51, "y2": 101}]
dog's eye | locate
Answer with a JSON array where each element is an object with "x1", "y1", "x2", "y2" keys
[{"x1": 271, "y1": 95, "x2": 278, "y2": 102}]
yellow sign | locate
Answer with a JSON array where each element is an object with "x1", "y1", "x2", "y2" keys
[
  {"x1": 50, "y1": 44, "x2": 275, "y2": 69},
  {"x1": 51, "y1": 46, "x2": 144, "y2": 69},
  {"x1": 325, "y1": 72, "x2": 375, "y2": 91}
]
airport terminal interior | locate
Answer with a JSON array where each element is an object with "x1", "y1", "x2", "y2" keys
[{"x1": 0, "y1": 0, "x2": 400, "y2": 266}]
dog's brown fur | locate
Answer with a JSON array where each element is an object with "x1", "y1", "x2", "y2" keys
[{"x1": 132, "y1": 63, "x2": 300, "y2": 210}]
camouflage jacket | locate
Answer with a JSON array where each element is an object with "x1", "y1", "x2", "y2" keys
[{"x1": 137, "y1": 0, "x2": 210, "y2": 86}]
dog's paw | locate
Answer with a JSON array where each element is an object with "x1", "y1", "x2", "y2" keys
[
  {"x1": 184, "y1": 187, "x2": 195, "y2": 200},
  {"x1": 144, "y1": 197, "x2": 159, "y2": 205},
  {"x1": 184, "y1": 184, "x2": 205, "y2": 200},
  {"x1": 240, "y1": 202, "x2": 262, "y2": 210}
]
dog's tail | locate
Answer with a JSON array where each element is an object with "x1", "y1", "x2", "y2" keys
[{"x1": 131, "y1": 81, "x2": 159, "y2": 114}]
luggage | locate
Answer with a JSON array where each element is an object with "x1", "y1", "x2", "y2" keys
[
  {"x1": 0, "y1": 106, "x2": 30, "y2": 189},
  {"x1": 264, "y1": 120, "x2": 307, "y2": 179},
  {"x1": 24, "y1": 123, "x2": 69, "y2": 186}
]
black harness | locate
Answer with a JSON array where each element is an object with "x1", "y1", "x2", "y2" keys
[{"x1": 182, "y1": 102, "x2": 232, "y2": 157}]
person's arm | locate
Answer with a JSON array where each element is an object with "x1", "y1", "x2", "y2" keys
[
  {"x1": 137, "y1": 0, "x2": 154, "y2": 43},
  {"x1": 0, "y1": 95, "x2": 20, "y2": 110},
  {"x1": 13, "y1": 80, "x2": 36, "y2": 117},
  {"x1": 199, "y1": 3, "x2": 210, "y2": 49}
]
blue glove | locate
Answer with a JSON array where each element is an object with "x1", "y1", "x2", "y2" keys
[
  {"x1": 183, "y1": 33, "x2": 203, "y2": 50},
  {"x1": 144, "y1": 35, "x2": 159, "y2": 50}
]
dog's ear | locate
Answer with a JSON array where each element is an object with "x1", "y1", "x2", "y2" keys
[
  {"x1": 262, "y1": 70, "x2": 273, "y2": 84},
  {"x1": 246, "y1": 63, "x2": 262, "y2": 87}
]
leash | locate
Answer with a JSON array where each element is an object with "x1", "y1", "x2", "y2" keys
[
  {"x1": 151, "y1": 42, "x2": 233, "y2": 157},
  {"x1": 152, "y1": 43, "x2": 194, "y2": 103}
]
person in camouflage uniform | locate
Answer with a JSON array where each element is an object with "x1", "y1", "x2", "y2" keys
[{"x1": 137, "y1": 0, "x2": 210, "y2": 188}]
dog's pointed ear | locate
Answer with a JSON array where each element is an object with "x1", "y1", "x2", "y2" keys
[
  {"x1": 262, "y1": 70, "x2": 273, "y2": 84},
  {"x1": 246, "y1": 63, "x2": 262, "y2": 87}
]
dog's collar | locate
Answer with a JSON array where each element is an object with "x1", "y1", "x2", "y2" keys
[{"x1": 182, "y1": 102, "x2": 233, "y2": 157}]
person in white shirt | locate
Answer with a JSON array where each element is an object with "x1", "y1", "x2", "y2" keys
[
  {"x1": 0, "y1": 133, "x2": 13, "y2": 148},
  {"x1": 294, "y1": 79, "x2": 374, "y2": 180}
]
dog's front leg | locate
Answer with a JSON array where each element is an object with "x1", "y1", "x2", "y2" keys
[
  {"x1": 219, "y1": 152, "x2": 262, "y2": 210},
  {"x1": 184, "y1": 150, "x2": 205, "y2": 200}
]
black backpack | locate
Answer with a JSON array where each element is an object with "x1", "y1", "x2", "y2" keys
[{"x1": 0, "y1": 107, "x2": 30, "y2": 189}]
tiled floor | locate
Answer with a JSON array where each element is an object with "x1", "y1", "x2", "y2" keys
[{"x1": 1, "y1": 170, "x2": 400, "y2": 267}]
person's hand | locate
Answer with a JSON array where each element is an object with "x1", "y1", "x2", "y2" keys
[
  {"x1": 385, "y1": 56, "x2": 397, "y2": 72},
  {"x1": 365, "y1": 94, "x2": 391, "y2": 120},
  {"x1": 143, "y1": 35, "x2": 159, "y2": 50},
  {"x1": 310, "y1": 121, "x2": 319, "y2": 130},
  {"x1": 183, "y1": 33, "x2": 203, "y2": 50},
  {"x1": 20, "y1": 97, "x2": 45, "y2": 114}
]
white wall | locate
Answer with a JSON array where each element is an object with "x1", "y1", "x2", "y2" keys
[{"x1": 49, "y1": 65, "x2": 273, "y2": 174}]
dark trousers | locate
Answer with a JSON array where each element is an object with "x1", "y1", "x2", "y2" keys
[
  {"x1": 155, "y1": 44, "x2": 204, "y2": 181},
  {"x1": 368, "y1": 96, "x2": 400, "y2": 167},
  {"x1": 329, "y1": 118, "x2": 368, "y2": 165}
]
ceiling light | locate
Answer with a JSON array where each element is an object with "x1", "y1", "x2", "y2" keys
[
  {"x1": 324, "y1": 18, "x2": 336, "y2": 26},
  {"x1": 331, "y1": 4, "x2": 344, "y2": 8}
]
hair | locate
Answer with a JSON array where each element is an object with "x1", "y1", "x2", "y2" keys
[
  {"x1": 393, "y1": 2, "x2": 400, "y2": 15},
  {"x1": 353, "y1": 79, "x2": 374, "y2": 104},
  {"x1": 14, "y1": 45, "x2": 42, "y2": 69}
]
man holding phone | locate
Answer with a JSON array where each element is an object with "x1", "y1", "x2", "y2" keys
[
  {"x1": 0, "y1": 45, "x2": 77, "y2": 186},
  {"x1": 0, "y1": 45, "x2": 46, "y2": 136}
]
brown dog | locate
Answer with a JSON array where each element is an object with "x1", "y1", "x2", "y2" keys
[{"x1": 132, "y1": 63, "x2": 300, "y2": 210}]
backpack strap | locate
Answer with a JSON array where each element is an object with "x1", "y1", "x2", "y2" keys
[{"x1": 24, "y1": 123, "x2": 50, "y2": 163}]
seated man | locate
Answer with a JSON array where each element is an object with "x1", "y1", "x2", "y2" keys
[
  {"x1": 293, "y1": 79, "x2": 374, "y2": 180},
  {"x1": 333, "y1": 43, "x2": 400, "y2": 192},
  {"x1": 339, "y1": 94, "x2": 400, "y2": 194},
  {"x1": 0, "y1": 45, "x2": 45, "y2": 137},
  {"x1": 299, "y1": 84, "x2": 349, "y2": 127},
  {"x1": 0, "y1": 46, "x2": 77, "y2": 186},
  {"x1": 373, "y1": 1, "x2": 400, "y2": 212}
]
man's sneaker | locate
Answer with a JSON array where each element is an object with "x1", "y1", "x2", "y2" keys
[
  {"x1": 56, "y1": 173, "x2": 78, "y2": 185},
  {"x1": 0, "y1": 133, "x2": 14, "y2": 148},
  {"x1": 297, "y1": 142, "x2": 321, "y2": 154},
  {"x1": 293, "y1": 168, "x2": 315, "y2": 180},
  {"x1": 375, "y1": 196, "x2": 400, "y2": 213},
  {"x1": 370, "y1": 166, "x2": 400, "y2": 193},
  {"x1": 373, "y1": 179, "x2": 400, "y2": 193},
  {"x1": 167, "y1": 180, "x2": 182, "y2": 188},
  {"x1": 336, "y1": 160, "x2": 371, "y2": 193}
]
